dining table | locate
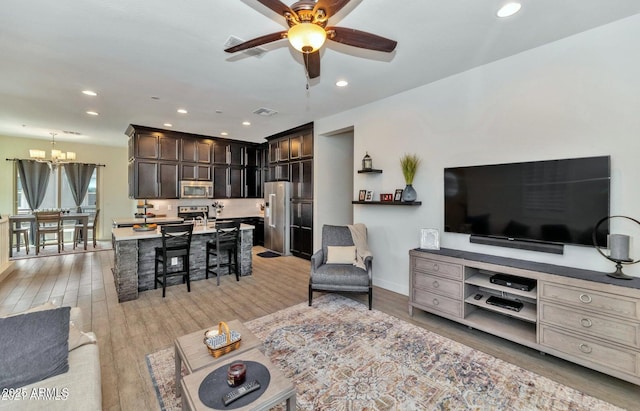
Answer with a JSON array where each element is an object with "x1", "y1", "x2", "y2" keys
[{"x1": 8, "y1": 213, "x2": 90, "y2": 257}]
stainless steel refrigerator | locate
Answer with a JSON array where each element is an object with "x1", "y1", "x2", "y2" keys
[{"x1": 264, "y1": 181, "x2": 291, "y2": 255}]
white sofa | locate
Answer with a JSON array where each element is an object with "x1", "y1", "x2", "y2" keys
[{"x1": 0, "y1": 306, "x2": 101, "y2": 410}]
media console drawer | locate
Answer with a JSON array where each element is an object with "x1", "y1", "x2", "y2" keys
[
  {"x1": 413, "y1": 289, "x2": 462, "y2": 318},
  {"x1": 540, "y1": 282, "x2": 640, "y2": 321},
  {"x1": 539, "y1": 325, "x2": 640, "y2": 377},
  {"x1": 413, "y1": 272, "x2": 462, "y2": 300},
  {"x1": 413, "y1": 257, "x2": 462, "y2": 280},
  {"x1": 539, "y1": 301, "x2": 640, "y2": 349}
]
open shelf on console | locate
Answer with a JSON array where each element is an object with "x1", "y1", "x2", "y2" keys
[
  {"x1": 464, "y1": 309, "x2": 537, "y2": 348},
  {"x1": 465, "y1": 274, "x2": 537, "y2": 300},
  {"x1": 464, "y1": 294, "x2": 536, "y2": 323}
]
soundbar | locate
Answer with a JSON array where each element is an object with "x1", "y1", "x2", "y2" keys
[
  {"x1": 490, "y1": 273, "x2": 537, "y2": 291},
  {"x1": 486, "y1": 296, "x2": 523, "y2": 312}
]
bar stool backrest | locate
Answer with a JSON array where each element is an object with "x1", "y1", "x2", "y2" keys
[
  {"x1": 214, "y1": 220, "x2": 240, "y2": 250},
  {"x1": 160, "y1": 223, "x2": 194, "y2": 255}
]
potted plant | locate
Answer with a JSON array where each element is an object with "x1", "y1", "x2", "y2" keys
[{"x1": 400, "y1": 154, "x2": 420, "y2": 202}]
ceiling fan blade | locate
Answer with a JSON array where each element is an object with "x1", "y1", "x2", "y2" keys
[
  {"x1": 327, "y1": 26, "x2": 397, "y2": 52},
  {"x1": 313, "y1": 0, "x2": 352, "y2": 18},
  {"x1": 224, "y1": 31, "x2": 287, "y2": 53},
  {"x1": 304, "y1": 51, "x2": 321, "y2": 79},
  {"x1": 256, "y1": 0, "x2": 295, "y2": 17}
]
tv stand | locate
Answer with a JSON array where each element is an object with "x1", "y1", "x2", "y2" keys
[{"x1": 409, "y1": 248, "x2": 640, "y2": 386}]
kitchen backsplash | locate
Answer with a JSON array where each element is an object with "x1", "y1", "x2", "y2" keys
[{"x1": 137, "y1": 198, "x2": 264, "y2": 219}]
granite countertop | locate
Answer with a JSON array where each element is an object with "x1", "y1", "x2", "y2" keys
[{"x1": 112, "y1": 222, "x2": 255, "y2": 241}]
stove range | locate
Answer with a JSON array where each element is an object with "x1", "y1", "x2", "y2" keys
[{"x1": 177, "y1": 205, "x2": 209, "y2": 220}]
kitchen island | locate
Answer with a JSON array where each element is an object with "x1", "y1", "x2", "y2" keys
[{"x1": 111, "y1": 222, "x2": 254, "y2": 302}]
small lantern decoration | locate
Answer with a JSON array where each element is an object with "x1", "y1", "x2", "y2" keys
[{"x1": 362, "y1": 152, "x2": 373, "y2": 170}]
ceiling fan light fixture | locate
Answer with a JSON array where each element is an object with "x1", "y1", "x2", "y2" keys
[
  {"x1": 288, "y1": 23, "x2": 326, "y2": 53},
  {"x1": 497, "y1": 2, "x2": 522, "y2": 18}
]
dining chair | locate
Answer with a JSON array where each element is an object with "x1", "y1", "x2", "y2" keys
[
  {"x1": 74, "y1": 209, "x2": 100, "y2": 249},
  {"x1": 35, "y1": 211, "x2": 64, "y2": 255},
  {"x1": 12, "y1": 220, "x2": 30, "y2": 255}
]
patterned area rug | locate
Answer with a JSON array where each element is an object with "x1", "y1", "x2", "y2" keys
[{"x1": 146, "y1": 294, "x2": 623, "y2": 411}]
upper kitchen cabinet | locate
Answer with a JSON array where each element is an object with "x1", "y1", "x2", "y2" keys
[
  {"x1": 289, "y1": 132, "x2": 313, "y2": 160},
  {"x1": 128, "y1": 129, "x2": 180, "y2": 161},
  {"x1": 181, "y1": 138, "x2": 212, "y2": 163},
  {"x1": 126, "y1": 124, "x2": 262, "y2": 199},
  {"x1": 213, "y1": 141, "x2": 244, "y2": 165},
  {"x1": 128, "y1": 159, "x2": 179, "y2": 199}
]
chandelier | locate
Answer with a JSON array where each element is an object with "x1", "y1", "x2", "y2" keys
[{"x1": 29, "y1": 132, "x2": 76, "y2": 164}]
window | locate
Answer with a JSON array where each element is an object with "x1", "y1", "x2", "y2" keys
[{"x1": 15, "y1": 166, "x2": 99, "y2": 214}]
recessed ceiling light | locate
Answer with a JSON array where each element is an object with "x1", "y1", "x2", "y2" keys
[
  {"x1": 177, "y1": 108, "x2": 188, "y2": 114},
  {"x1": 164, "y1": 123, "x2": 173, "y2": 127},
  {"x1": 82, "y1": 90, "x2": 97, "y2": 96},
  {"x1": 242, "y1": 121, "x2": 251, "y2": 126},
  {"x1": 497, "y1": 2, "x2": 521, "y2": 18},
  {"x1": 86, "y1": 111, "x2": 99, "y2": 116},
  {"x1": 221, "y1": 132, "x2": 228, "y2": 136},
  {"x1": 336, "y1": 80, "x2": 349, "y2": 87}
]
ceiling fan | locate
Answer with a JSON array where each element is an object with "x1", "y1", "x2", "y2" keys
[{"x1": 224, "y1": 0, "x2": 397, "y2": 79}]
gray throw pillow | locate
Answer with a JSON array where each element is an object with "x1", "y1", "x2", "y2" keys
[{"x1": 0, "y1": 306, "x2": 70, "y2": 389}]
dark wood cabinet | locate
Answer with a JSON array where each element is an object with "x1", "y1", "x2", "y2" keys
[
  {"x1": 158, "y1": 163, "x2": 179, "y2": 198},
  {"x1": 128, "y1": 160, "x2": 179, "y2": 199},
  {"x1": 265, "y1": 123, "x2": 314, "y2": 259},
  {"x1": 126, "y1": 125, "x2": 264, "y2": 199},
  {"x1": 290, "y1": 200, "x2": 313, "y2": 259},
  {"x1": 290, "y1": 159, "x2": 312, "y2": 200},
  {"x1": 289, "y1": 132, "x2": 313, "y2": 160},
  {"x1": 182, "y1": 138, "x2": 212, "y2": 163},
  {"x1": 181, "y1": 163, "x2": 211, "y2": 181},
  {"x1": 245, "y1": 167, "x2": 262, "y2": 198}
]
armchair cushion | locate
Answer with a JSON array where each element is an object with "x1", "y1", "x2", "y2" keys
[
  {"x1": 311, "y1": 264, "x2": 370, "y2": 290},
  {"x1": 326, "y1": 245, "x2": 357, "y2": 264}
]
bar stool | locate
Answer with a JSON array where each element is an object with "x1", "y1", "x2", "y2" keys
[
  {"x1": 12, "y1": 221, "x2": 30, "y2": 255},
  {"x1": 154, "y1": 223, "x2": 193, "y2": 298},
  {"x1": 205, "y1": 220, "x2": 240, "y2": 286}
]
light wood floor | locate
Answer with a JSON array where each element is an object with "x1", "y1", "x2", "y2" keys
[{"x1": 1, "y1": 247, "x2": 637, "y2": 410}]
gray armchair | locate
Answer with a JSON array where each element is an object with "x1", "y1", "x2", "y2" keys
[{"x1": 310, "y1": 224, "x2": 373, "y2": 310}]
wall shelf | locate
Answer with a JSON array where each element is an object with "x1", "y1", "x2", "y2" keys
[
  {"x1": 352, "y1": 201, "x2": 422, "y2": 206},
  {"x1": 357, "y1": 169, "x2": 383, "y2": 174}
]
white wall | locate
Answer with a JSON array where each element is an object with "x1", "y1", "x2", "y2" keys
[
  {"x1": 315, "y1": 14, "x2": 640, "y2": 294},
  {"x1": 314, "y1": 129, "x2": 354, "y2": 248}
]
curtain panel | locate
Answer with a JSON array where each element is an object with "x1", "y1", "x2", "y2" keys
[
  {"x1": 16, "y1": 159, "x2": 51, "y2": 211},
  {"x1": 63, "y1": 163, "x2": 96, "y2": 212}
]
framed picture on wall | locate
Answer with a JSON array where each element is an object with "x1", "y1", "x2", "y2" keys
[
  {"x1": 365, "y1": 190, "x2": 374, "y2": 202},
  {"x1": 358, "y1": 190, "x2": 367, "y2": 201}
]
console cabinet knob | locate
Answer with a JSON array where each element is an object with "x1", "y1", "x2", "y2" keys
[
  {"x1": 579, "y1": 293, "x2": 592, "y2": 304},
  {"x1": 579, "y1": 343, "x2": 592, "y2": 354},
  {"x1": 580, "y1": 318, "x2": 593, "y2": 328}
]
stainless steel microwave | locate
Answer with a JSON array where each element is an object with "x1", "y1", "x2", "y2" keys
[{"x1": 180, "y1": 181, "x2": 213, "y2": 199}]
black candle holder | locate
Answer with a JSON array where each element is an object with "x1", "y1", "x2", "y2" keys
[{"x1": 592, "y1": 215, "x2": 640, "y2": 280}]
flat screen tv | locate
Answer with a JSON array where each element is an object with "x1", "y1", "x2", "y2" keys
[{"x1": 444, "y1": 156, "x2": 610, "y2": 248}]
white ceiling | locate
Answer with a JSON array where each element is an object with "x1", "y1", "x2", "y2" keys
[{"x1": 2, "y1": 0, "x2": 639, "y2": 147}]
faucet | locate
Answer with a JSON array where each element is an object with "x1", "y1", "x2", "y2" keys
[{"x1": 195, "y1": 216, "x2": 205, "y2": 226}]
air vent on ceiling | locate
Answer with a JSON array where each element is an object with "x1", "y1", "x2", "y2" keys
[
  {"x1": 252, "y1": 107, "x2": 278, "y2": 117},
  {"x1": 225, "y1": 36, "x2": 267, "y2": 57},
  {"x1": 62, "y1": 130, "x2": 82, "y2": 135}
]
